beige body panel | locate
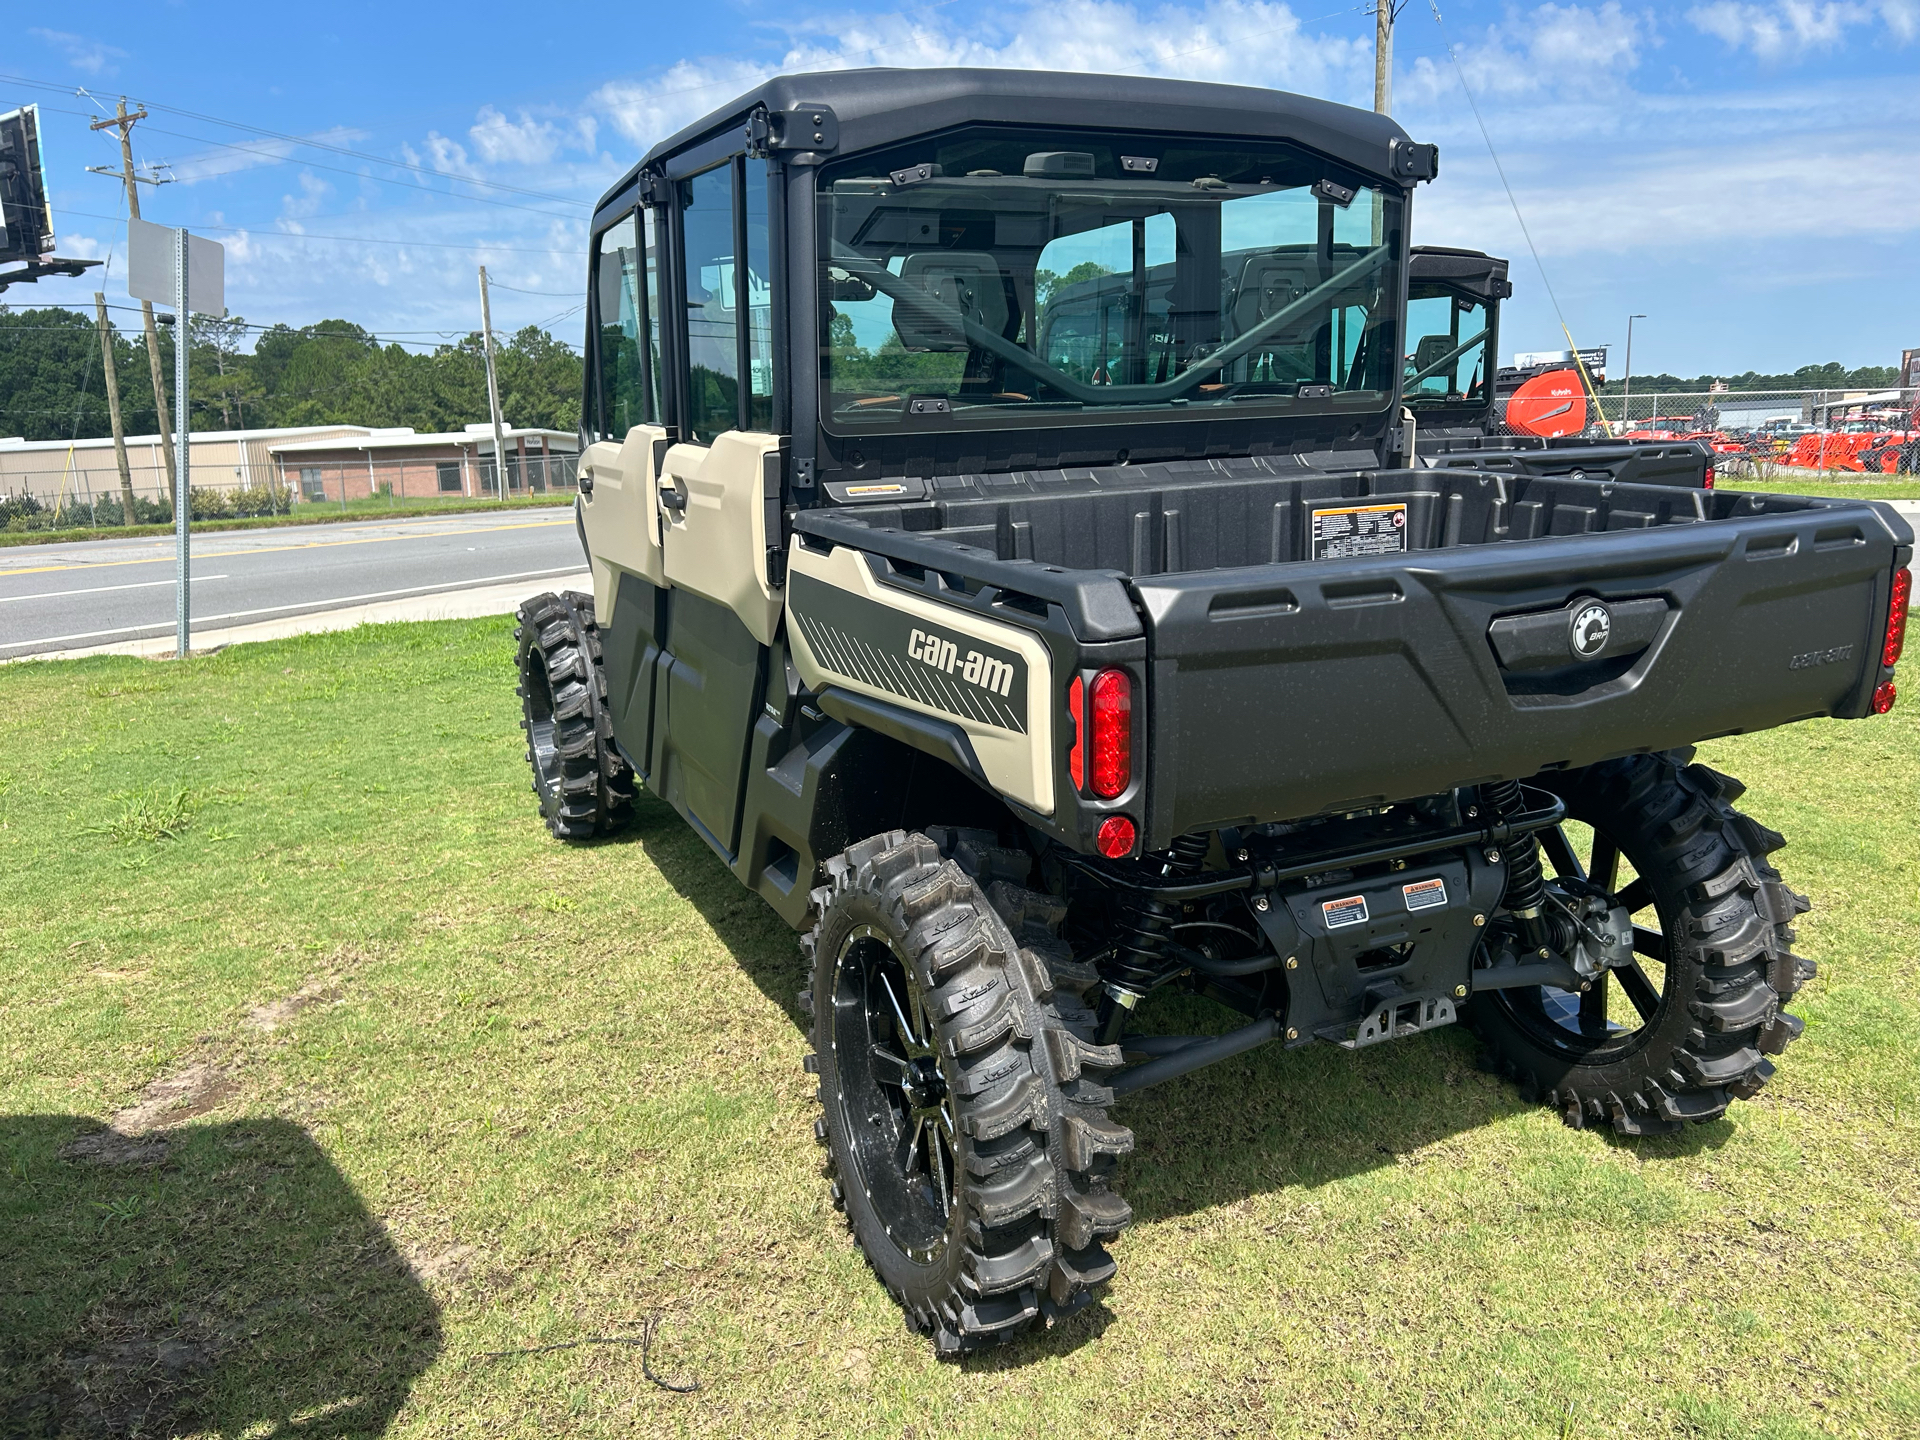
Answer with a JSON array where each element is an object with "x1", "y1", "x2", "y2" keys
[
  {"x1": 578, "y1": 425, "x2": 667, "y2": 613},
  {"x1": 786, "y1": 542, "x2": 1056, "y2": 814},
  {"x1": 660, "y1": 431, "x2": 784, "y2": 646}
]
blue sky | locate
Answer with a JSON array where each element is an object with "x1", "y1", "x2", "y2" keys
[{"x1": 7, "y1": 0, "x2": 1917, "y2": 377}]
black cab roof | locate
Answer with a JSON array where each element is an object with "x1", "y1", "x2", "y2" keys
[{"x1": 595, "y1": 67, "x2": 1429, "y2": 226}]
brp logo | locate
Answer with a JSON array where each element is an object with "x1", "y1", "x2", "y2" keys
[{"x1": 1570, "y1": 601, "x2": 1613, "y2": 660}]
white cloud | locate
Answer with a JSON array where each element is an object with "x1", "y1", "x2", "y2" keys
[
  {"x1": 1401, "y1": 2, "x2": 1647, "y2": 105},
  {"x1": 169, "y1": 128, "x2": 368, "y2": 185},
  {"x1": 278, "y1": 173, "x2": 334, "y2": 225},
  {"x1": 591, "y1": 0, "x2": 1370, "y2": 149},
  {"x1": 467, "y1": 106, "x2": 597, "y2": 166},
  {"x1": 30, "y1": 28, "x2": 126, "y2": 76},
  {"x1": 1687, "y1": 1, "x2": 1918, "y2": 57}
]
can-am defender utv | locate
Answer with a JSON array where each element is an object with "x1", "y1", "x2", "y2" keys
[{"x1": 515, "y1": 68, "x2": 1914, "y2": 1354}]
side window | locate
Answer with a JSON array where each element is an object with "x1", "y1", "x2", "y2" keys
[
  {"x1": 1404, "y1": 286, "x2": 1488, "y2": 405},
  {"x1": 679, "y1": 158, "x2": 776, "y2": 444},
  {"x1": 743, "y1": 158, "x2": 773, "y2": 431},
  {"x1": 592, "y1": 208, "x2": 660, "y2": 440},
  {"x1": 681, "y1": 166, "x2": 738, "y2": 444}
]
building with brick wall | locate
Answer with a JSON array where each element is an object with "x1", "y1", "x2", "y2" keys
[
  {"x1": 0, "y1": 425, "x2": 371, "y2": 505},
  {"x1": 269, "y1": 425, "x2": 578, "y2": 504}
]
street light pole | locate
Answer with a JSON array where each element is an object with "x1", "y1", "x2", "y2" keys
[{"x1": 1621, "y1": 313, "x2": 1647, "y2": 434}]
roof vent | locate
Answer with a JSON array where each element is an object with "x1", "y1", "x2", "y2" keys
[{"x1": 1023, "y1": 151, "x2": 1095, "y2": 178}]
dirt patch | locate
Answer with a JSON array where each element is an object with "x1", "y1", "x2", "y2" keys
[
  {"x1": 245, "y1": 978, "x2": 341, "y2": 1033},
  {"x1": 406, "y1": 1243, "x2": 477, "y2": 1286},
  {"x1": 57, "y1": 1130, "x2": 170, "y2": 1168},
  {"x1": 62, "y1": 1064, "x2": 238, "y2": 1167},
  {"x1": 110, "y1": 1063, "x2": 237, "y2": 1134}
]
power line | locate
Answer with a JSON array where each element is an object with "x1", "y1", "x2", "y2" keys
[
  {"x1": 56, "y1": 207, "x2": 586, "y2": 258},
  {"x1": 1423, "y1": 3, "x2": 1571, "y2": 338},
  {"x1": 8, "y1": 73, "x2": 590, "y2": 208}
]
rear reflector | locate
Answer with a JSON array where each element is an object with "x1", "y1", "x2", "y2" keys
[
  {"x1": 1096, "y1": 815, "x2": 1137, "y2": 858},
  {"x1": 1885, "y1": 567, "x2": 1911, "y2": 667},
  {"x1": 1090, "y1": 668, "x2": 1132, "y2": 800},
  {"x1": 1066, "y1": 677, "x2": 1085, "y2": 791},
  {"x1": 1873, "y1": 680, "x2": 1897, "y2": 715}
]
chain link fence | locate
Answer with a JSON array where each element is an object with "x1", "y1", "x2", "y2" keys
[
  {"x1": 1490, "y1": 384, "x2": 1920, "y2": 479},
  {"x1": 1, "y1": 454, "x2": 579, "y2": 535}
]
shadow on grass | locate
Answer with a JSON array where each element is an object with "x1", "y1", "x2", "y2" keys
[
  {"x1": 0, "y1": 1116, "x2": 439, "y2": 1439},
  {"x1": 619, "y1": 794, "x2": 813, "y2": 1031},
  {"x1": 611, "y1": 793, "x2": 1734, "y2": 1287}
]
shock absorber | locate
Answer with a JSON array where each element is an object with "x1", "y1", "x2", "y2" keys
[
  {"x1": 1482, "y1": 779, "x2": 1550, "y2": 950},
  {"x1": 1097, "y1": 831, "x2": 1211, "y2": 1043}
]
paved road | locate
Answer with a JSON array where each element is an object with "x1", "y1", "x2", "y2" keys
[{"x1": 0, "y1": 510, "x2": 585, "y2": 659}]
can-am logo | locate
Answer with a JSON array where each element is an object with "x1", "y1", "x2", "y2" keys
[
  {"x1": 1569, "y1": 601, "x2": 1612, "y2": 659},
  {"x1": 908, "y1": 628, "x2": 1015, "y2": 697}
]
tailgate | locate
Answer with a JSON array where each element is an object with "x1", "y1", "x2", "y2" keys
[{"x1": 1132, "y1": 498, "x2": 1912, "y2": 844}]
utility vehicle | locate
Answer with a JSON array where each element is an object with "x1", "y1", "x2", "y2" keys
[
  {"x1": 515, "y1": 68, "x2": 1913, "y2": 1353},
  {"x1": 1402, "y1": 245, "x2": 1717, "y2": 487}
]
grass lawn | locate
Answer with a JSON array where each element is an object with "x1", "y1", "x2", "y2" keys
[
  {"x1": 1717, "y1": 473, "x2": 1920, "y2": 501},
  {"x1": 0, "y1": 494, "x2": 574, "y2": 549},
  {"x1": 2, "y1": 618, "x2": 1916, "y2": 1438}
]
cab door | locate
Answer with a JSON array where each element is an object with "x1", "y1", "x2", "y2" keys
[{"x1": 654, "y1": 154, "x2": 782, "y2": 859}]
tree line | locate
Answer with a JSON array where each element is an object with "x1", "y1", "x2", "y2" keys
[
  {"x1": 0, "y1": 305, "x2": 584, "y2": 443},
  {"x1": 1592, "y1": 362, "x2": 1903, "y2": 396}
]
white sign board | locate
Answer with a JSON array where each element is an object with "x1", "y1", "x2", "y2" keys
[{"x1": 127, "y1": 216, "x2": 225, "y2": 316}]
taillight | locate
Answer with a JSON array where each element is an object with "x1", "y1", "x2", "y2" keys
[
  {"x1": 1066, "y1": 677, "x2": 1085, "y2": 791},
  {"x1": 1703, "y1": 463, "x2": 1715, "y2": 489},
  {"x1": 1096, "y1": 815, "x2": 1136, "y2": 857},
  {"x1": 1089, "y1": 668, "x2": 1132, "y2": 799},
  {"x1": 1873, "y1": 680, "x2": 1897, "y2": 714},
  {"x1": 1885, "y1": 567, "x2": 1911, "y2": 667}
]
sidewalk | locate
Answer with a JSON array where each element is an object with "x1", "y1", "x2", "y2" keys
[{"x1": 17, "y1": 571, "x2": 590, "y2": 663}]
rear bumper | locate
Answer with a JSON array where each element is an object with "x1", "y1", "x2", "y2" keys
[{"x1": 1133, "y1": 498, "x2": 1911, "y2": 845}]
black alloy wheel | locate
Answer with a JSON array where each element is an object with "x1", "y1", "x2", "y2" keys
[
  {"x1": 830, "y1": 924, "x2": 961, "y2": 1265},
  {"x1": 513, "y1": 591, "x2": 633, "y2": 840},
  {"x1": 1510, "y1": 817, "x2": 1671, "y2": 1056},
  {"x1": 803, "y1": 830, "x2": 1135, "y2": 1352},
  {"x1": 1467, "y1": 753, "x2": 1812, "y2": 1136}
]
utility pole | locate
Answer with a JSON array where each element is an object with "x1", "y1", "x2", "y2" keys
[
  {"x1": 93, "y1": 292, "x2": 138, "y2": 525},
  {"x1": 1374, "y1": 1, "x2": 1395, "y2": 115},
  {"x1": 1621, "y1": 313, "x2": 1647, "y2": 436},
  {"x1": 90, "y1": 99, "x2": 178, "y2": 509},
  {"x1": 478, "y1": 265, "x2": 508, "y2": 501}
]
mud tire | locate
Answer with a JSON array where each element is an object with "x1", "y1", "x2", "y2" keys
[
  {"x1": 513, "y1": 590, "x2": 634, "y2": 841},
  {"x1": 1469, "y1": 752, "x2": 1812, "y2": 1136},
  {"x1": 800, "y1": 830, "x2": 1131, "y2": 1355}
]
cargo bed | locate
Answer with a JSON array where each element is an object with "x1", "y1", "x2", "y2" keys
[{"x1": 795, "y1": 461, "x2": 1913, "y2": 847}]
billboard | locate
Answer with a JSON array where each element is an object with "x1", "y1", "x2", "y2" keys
[
  {"x1": 0, "y1": 105, "x2": 55, "y2": 263},
  {"x1": 1904, "y1": 348, "x2": 1919, "y2": 389}
]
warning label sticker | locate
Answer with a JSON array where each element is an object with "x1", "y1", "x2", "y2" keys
[
  {"x1": 1402, "y1": 877, "x2": 1449, "y2": 912},
  {"x1": 1310, "y1": 502, "x2": 1408, "y2": 561},
  {"x1": 1321, "y1": 894, "x2": 1370, "y2": 929}
]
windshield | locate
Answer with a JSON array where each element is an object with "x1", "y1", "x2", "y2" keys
[
  {"x1": 1404, "y1": 281, "x2": 1490, "y2": 411},
  {"x1": 817, "y1": 127, "x2": 1403, "y2": 433}
]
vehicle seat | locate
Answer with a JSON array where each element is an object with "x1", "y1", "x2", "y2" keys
[
  {"x1": 895, "y1": 251, "x2": 1009, "y2": 352},
  {"x1": 1228, "y1": 254, "x2": 1313, "y2": 338}
]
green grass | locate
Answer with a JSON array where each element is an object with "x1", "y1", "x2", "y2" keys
[
  {"x1": 1717, "y1": 473, "x2": 1920, "y2": 500},
  {"x1": 0, "y1": 493, "x2": 574, "y2": 548},
  {"x1": 3, "y1": 620, "x2": 1916, "y2": 1438}
]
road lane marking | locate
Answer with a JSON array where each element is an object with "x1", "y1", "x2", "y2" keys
[
  {"x1": 0, "y1": 566, "x2": 583, "y2": 651},
  {"x1": 0, "y1": 518, "x2": 573, "y2": 577},
  {"x1": 0, "y1": 575, "x2": 228, "y2": 605}
]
